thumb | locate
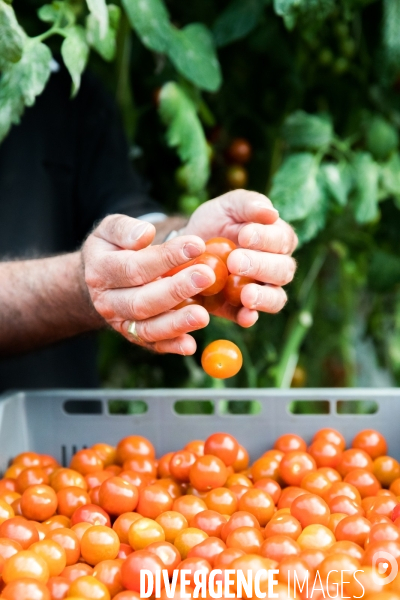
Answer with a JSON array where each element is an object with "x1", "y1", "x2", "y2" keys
[{"x1": 222, "y1": 190, "x2": 279, "y2": 225}]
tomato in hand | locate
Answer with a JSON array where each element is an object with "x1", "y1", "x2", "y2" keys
[
  {"x1": 193, "y1": 253, "x2": 228, "y2": 296},
  {"x1": 205, "y1": 237, "x2": 236, "y2": 265},
  {"x1": 223, "y1": 274, "x2": 256, "y2": 307},
  {"x1": 201, "y1": 340, "x2": 242, "y2": 379}
]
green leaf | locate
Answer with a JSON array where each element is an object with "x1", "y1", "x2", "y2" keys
[
  {"x1": 274, "y1": 0, "x2": 335, "y2": 29},
  {"x1": 86, "y1": 0, "x2": 108, "y2": 39},
  {"x1": 0, "y1": 40, "x2": 51, "y2": 143},
  {"x1": 121, "y1": 0, "x2": 171, "y2": 53},
  {"x1": 383, "y1": 0, "x2": 400, "y2": 69},
  {"x1": 368, "y1": 250, "x2": 400, "y2": 292},
  {"x1": 87, "y1": 5, "x2": 120, "y2": 61},
  {"x1": 168, "y1": 24, "x2": 222, "y2": 92},
  {"x1": 381, "y1": 153, "x2": 400, "y2": 203},
  {"x1": 366, "y1": 116, "x2": 398, "y2": 161},
  {"x1": 282, "y1": 111, "x2": 333, "y2": 151},
  {"x1": 213, "y1": 0, "x2": 264, "y2": 47},
  {"x1": 61, "y1": 26, "x2": 89, "y2": 96},
  {"x1": 37, "y1": 2, "x2": 75, "y2": 25},
  {"x1": 352, "y1": 152, "x2": 379, "y2": 224},
  {"x1": 270, "y1": 153, "x2": 320, "y2": 221},
  {"x1": 320, "y1": 162, "x2": 353, "y2": 206},
  {"x1": 0, "y1": 0, "x2": 26, "y2": 63},
  {"x1": 292, "y1": 181, "x2": 328, "y2": 246},
  {"x1": 159, "y1": 82, "x2": 210, "y2": 194}
]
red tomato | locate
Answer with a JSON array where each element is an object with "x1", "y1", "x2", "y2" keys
[
  {"x1": 352, "y1": 429, "x2": 388, "y2": 459},
  {"x1": 204, "y1": 433, "x2": 239, "y2": 467},
  {"x1": 120, "y1": 551, "x2": 164, "y2": 593},
  {"x1": 193, "y1": 253, "x2": 228, "y2": 296},
  {"x1": 227, "y1": 138, "x2": 252, "y2": 164},
  {"x1": 290, "y1": 493, "x2": 330, "y2": 527},
  {"x1": 98, "y1": 477, "x2": 139, "y2": 515},
  {"x1": 169, "y1": 451, "x2": 197, "y2": 482},
  {"x1": 189, "y1": 455, "x2": 228, "y2": 491},
  {"x1": 70, "y1": 504, "x2": 111, "y2": 527},
  {"x1": 205, "y1": 237, "x2": 236, "y2": 265},
  {"x1": 279, "y1": 452, "x2": 317, "y2": 486},
  {"x1": 201, "y1": 340, "x2": 243, "y2": 379},
  {"x1": 274, "y1": 434, "x2": 307, "y2": 454},
  {"x1": 223, "y1": 274, "x2": 255, "y2": 307}
]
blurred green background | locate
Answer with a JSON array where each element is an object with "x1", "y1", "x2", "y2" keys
[{"x1": 4, "y1": 0, "x2": 400, "y2": 391}]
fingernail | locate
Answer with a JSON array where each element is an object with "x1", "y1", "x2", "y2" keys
[
  {"x1": 239, "y1": 253, "x2": 251, "y2": 274},
  {"x1": 248, "y1": 229, "x2": 259, "y2": 247},
  {"x1": 186, "y1": 312, "x2": 199, "y2": 326},
  {"x1": 132, "y1": 222, "x2": 150, "y2": 240},
  {"x1": 250, "y1": 287, "x2": 263, "y2": 309},
  {"x1": 183, "y1": 243, "x2": 202, "y2": 259},
  {"x1": 256, "y1": 202, "x2": 279, "y2": 216},
  {"x1": 179, "y1": 343, "x2": 186, "y2": 356},
  {"x1": 191, "y1": 271, "x2": 212, "y2": 289}
]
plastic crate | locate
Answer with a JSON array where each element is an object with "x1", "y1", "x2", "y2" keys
[{"x1": 0, "y1": 388, "x2": 398, "y2": 471}]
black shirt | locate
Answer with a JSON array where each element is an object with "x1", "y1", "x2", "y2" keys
[{"x1": 0, "y1": 65, "x2": 160, "y2": 391}]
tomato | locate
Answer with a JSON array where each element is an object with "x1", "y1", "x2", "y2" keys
[
  {"x1": 119, "y1": 471, "x2": 150, "y2": 490},
  {"x1": 184, "y1": 440, "x2": 204, "y2": 457},
  {"x1": 279, "y1": 452, "x2": 317, "y2": 486},
  {"x1": 20, "y1": 485, "x2": 57, "y2": 522},
  {"x1": 91, "y1": 443, "x2": 117, "y2": 468},
  {"x1": 225, "y1": 525, "x2": 264, "y2": 553},
  {"x1": 155, "y1": 511, "x2": 188, "y2": 544},
  {"x1": 374, "y1": 456, "x2": 400, "y2": 487},
  {"x1": 189, "y1": 455, "x2": 228, "y2": 491},
  {"x1": 297, "y1": 524, "x2": 335, "y2": 550},
  {"x1": 352, "y1": 429, "x2": 388, "y2": 459},
  {"x1": 16, "y1": 468, "x2": 49, "y2": 493},
  {"x1": 201, "y1": 340, "x2": 242, "y2": 379},
  {"x1": 116, "y1": 436, "x2": 155, "y2": 465},
  {"x1": 187, "y1": 536, "x2": 225, "y2": 566},
  {"x1": 136, "y1": 484, "x2": 173, "y2": 519},
  {"x1": 69, "y1": 449, "x2": 103, "y2": 476},
  {"x1": 61, "y1": 562, "x2": 93, "y2": 582},
  {"x1": 290, "y1": 493, "x2": 330, "y2": 527},
  {"x1": 190, "y1": 509, "x2": 226, "y2": 538},
  {"x1": 308, "y1": 440, "x2": 342, "y2": 469},
  {"x1": 319, "y1": 552, "x2": 360, "y2": 585},
  {"x1": 312, "y1": 428, "x2": 346, "y2": 451},
  {"x1": 98, "y1": 477, "x2": 138, "y2": 516},
  {"x1": 0, "y1": 516, "x2": 39, "y2": 549},
  {"x1": 226, "y1": 165, "x2": 248, "y2": 189},
  {"x1": 93, "y1": 559, "x2": 124, "y2": 597},
  {"x1": 172, "y1": 495, "x2": 207, "y2": 522},
  {"x1": 46, "y1": 528, "x2": 80, "y2": 566},
  {"x1": 300, "y1": 548, "x2": 327, "y2": 570},
  {"x1": 278, "y1": 556, "x2": 313, "y2": 595},
  {"x1": 174, "y1": 527, "x2": 208, "y2": 559},
  {"x1": 177, "y1": 557, "x2": 212, "y2": 588},
  {"x1": 265, "y1": 514, "x2": 302, "y2": 540},
  {"x1": 328, "y1": 495, "x2": 364, "y2": 516},
  {"x1": 220, "y1": 511, "x2": 260, "y2": 542},
  {"x1": 227, "y1": 138, "x2": 252, "y2": 164},
  {"x1": 117, "y1": 543, "x2": 133, "y2": 559},
  {"x1": 347, "y1": 566, "x2": 385, "y2": 598},
  {"x1": 13, "y1": 452, "x2": 41, "y2": 468},
  {"x1": 231, "y1": 554, "x2": 275, "y2": 598},
  {"x1": 232, "y1": 445, "x2": 249, "y2": 472},
  {"x1": 70, "y1": 504, "x2": 110, "y2": 527},
  {"x1": 214, "y1": 547, "x2": 245, "y2": 569},
  {"x1": 301, "y1": 471, "x2": 332, "y2": 496},
  {"x1": 122, "y1": 457, "x2": 157, "y2": 478},
  {"x1": 337, "y1": 448, "x2": 373, "y2": 477},
  {"x1": 277, "y1": 486, "x2": 307, "y2": 509},
  {"x1": 44, "y1": 515, "x2": 71, "y2": 531},
  {"x1": 334, "y1": 514, "x2": 371, "y2": 546},
  {"x1": 253, "y1": 478, "x2": 281, "y2": 503},
  {"x1": 324, "y1": 481, "x2": 362, "y2": 504},
  {"x1": 330, "y1": 539, "x2": 364, "y2": 560},
  {"x1": 80, "y1": 525, "x2": 119, "y2": 565},
  {"x1": 169, "y1": 451, "x2": 196, "y2": 483},
  {"x1": 2, "y1": 579, "x2": 51, "y2": 600},
  {"x1": 237, "y1": 489, "x2": 274, "y2": 525},
  {"x1": 252, "y1": 450, "x2": 284, "y2": 482},
  {"x1": 146, "y1": 541, "x2": 181, "y2": 577},
  {"x1": 46, "y1": 576, "x2": 69, "y2": 600},
  {"x1": 3, "y1": 550, "x2": 49, "y2": 584},
  {"x1": 30, "y1": 540, "x2": 66, "y2": 577},
  {"x1": 128, "y1": 517, "x2": 164, "y2": 550},
  {"x1": 274, "y1": 434, "x2": 307, "y2": 454},
  {"x1": 68, "y1": 575, "x2": 110, "y2": 599},
  {"x1": 50, "y1": 469, "x2": 87, "y2": 492},
  {"x1": 222, "y1": 274, "x2": 255, "y2": 307},
  {"x1": 344, "y1": 468, "x2": 381, "y2": 498},
  {"x1": 260, "y1": 535, "x2": 300, "y2": 562},
  {"x1": 204, "y1": 487, "x2": 237, "y2": 515},
  {"x1": 57, "y1": 487, "x2": 90, "y2": 518},
  {"x1": 85, "y1": 471, "x2": 112, "y2": 490},
  {"x1": 205, "y1": 237, "x2": 236, "y2": 265},
  {"x1": 194, "y1": 253, "x2": 229, "y2": 296}
]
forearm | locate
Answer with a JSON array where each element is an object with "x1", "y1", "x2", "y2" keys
[{"x1": 0, "y1": 252, "x2": 104, "y2": 357}]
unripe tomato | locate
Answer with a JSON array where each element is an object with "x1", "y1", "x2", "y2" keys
[
  {"x1": 227, "y1": 138, "x2": 252, "y2": 164},
  {"x1": 201, "y1": 340, "x2": 242, "y2": 379},
  {"x1": 178, "y1": 195, "x2": 201, "y2": 216},
  {"x1": 226, "y1": 165, "x2": 248, "y2": 189}
]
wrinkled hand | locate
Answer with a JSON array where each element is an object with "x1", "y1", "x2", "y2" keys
[
  {"x1": 82, "y1": 215, "x2": 216, "y2": 354},
  {"x1": 182, "y1": 189, "x2": 298, "y2": 327}
]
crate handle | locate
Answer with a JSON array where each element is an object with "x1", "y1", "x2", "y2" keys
[{"x1": 63, "y1": 400, "x2": 103, "y2": 415}]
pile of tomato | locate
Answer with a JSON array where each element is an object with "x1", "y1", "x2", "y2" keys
[{"x1": 0, "y1": 429, "x2": 400, "y2": 599}]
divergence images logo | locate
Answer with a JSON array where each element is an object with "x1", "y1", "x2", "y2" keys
[{"x1": 372, "y1": 551, "x2": 398, "y2": 586}]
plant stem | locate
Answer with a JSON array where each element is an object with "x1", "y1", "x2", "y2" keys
[{"x1": 115, "y1": 13, "x2": 136, "y2": 141}]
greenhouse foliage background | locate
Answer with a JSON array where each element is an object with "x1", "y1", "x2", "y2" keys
[{"x1": 2, "y1": 0, "x2": 400, "y2": 393}]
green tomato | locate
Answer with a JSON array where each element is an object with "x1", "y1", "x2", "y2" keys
[
  {"x1": 178, "y1": 195, "x2": 202, "y2": 215},
  {"x1": 366, "y1": 116, "x2": 399, "y2": 161},
  {"x1": 175, "y1": 165, "x2": 191, "y2": 189}
]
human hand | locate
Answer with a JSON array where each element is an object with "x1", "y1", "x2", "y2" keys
[
  {"x1": 181, "y1": 189, "x2": 298, "y2": 327},
  {"x1": 82, "y1": 214, "x2": 216, "y2": 354}
]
